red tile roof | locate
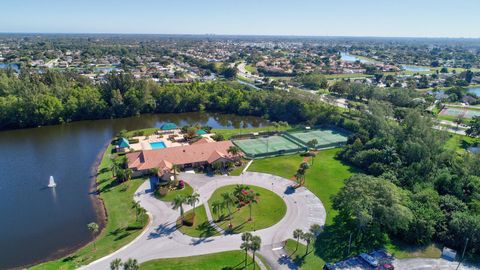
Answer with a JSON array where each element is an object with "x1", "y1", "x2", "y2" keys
[{"x1": 127, "y1": 140, "x2": 235, "y2": 171}]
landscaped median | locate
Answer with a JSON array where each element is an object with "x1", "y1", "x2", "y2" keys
[
  {"x1": 208, "y1": 185, "x2": 287, "y2": 234},
  {"x1": 140, "y1": 250, "x2": 260, "y2": 270},
  {"x1": 31, "y1": 144, "x2": 149, "y2": 270}
]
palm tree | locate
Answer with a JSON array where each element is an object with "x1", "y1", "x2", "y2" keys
[
  {"x1": 227, "y1": 145, "x2": 241, "y2": 161},
  {"x1": 309, "y1": 152, "x2": 317, "y2": 166},
  {"x1": 172, "y1": 164, "x2": 180, "y2": 186},
  {"x1": 302, "y1": 232, "x2": 314, "y2": 255},
  {"x1": 249, "y1": 235, "x2": 262, "y2": 270},
  {"x1": 293, "y1": 229, "x2": 304, "y2": 251},
  {"x1": 294, "y1": 169, "x2": 305, "y2": 186},
  {"x1": 87, "y1": 222, "x2": 99, "y2": 251},
  {"x1": 245, "y1": 191, "x2": 259, "y2": 221},
  {"x1": 187, "y1": 193, "x2": 200, "y2": 215},
  {"x1": 110, "y1": 258, "x2": 122, "y2": 270},
  {"x1": 122, "y1": 258, "x2": 139, "y2": 270},
  {"x1": 221, "y1": 192, "x2": 235, "y2": 227},
  {"x1": 240, "y1": 232, "x2": 253, "y2": 268},
  {"x1": 132, "y1": 201, "x2": 142, "y2": 221},
  {"x1": 211, "y1": 200, "x2": 225, "y2": 220},
  {"x1": 172, "y1": 194, "x2": 187, "y2": 221},
  {"x1": 306, "y1": 139, "x2": 318, "y2": 150}
]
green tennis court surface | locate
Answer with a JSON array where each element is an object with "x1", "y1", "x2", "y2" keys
[
  {"x1": 286, "y1": 129, "x2": 348, "y2": 149},
  {"x1": 233, "y1": 135, "x2": 303, "y2": 157},
  {"x1": 440, "y1": 107, "x2": 480, "y2": 118}
]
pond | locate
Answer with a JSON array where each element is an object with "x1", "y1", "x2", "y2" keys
[
  {"x1": 340, "y1": 52, "x2": 372, "y2": 64},
  {"x1": 401, "y1": 65, "x2": 430, "y2": 72},
  {"x1": 0, "y1": 112, "x2": 268, "y2": 269},
  {"x1": 0, "y1": 63, "x2": 20, "y2": 72}
]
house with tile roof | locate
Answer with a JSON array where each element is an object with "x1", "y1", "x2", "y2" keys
[{"x1": 126, "y1": 140, "x2": 239, "y2": 179}]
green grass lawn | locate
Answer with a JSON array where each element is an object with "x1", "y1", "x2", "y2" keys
[
  {"x1": 385, "y1": 241, "x2": 441, "y2": 259},
  {"x1": 247, "y1": 149, "x2": 356, "y2": 225},
  {"x1": 304, "y1": 149, "x2": 359, "y2": 224},
  {"x1": 177, "y1": 205, "x2": 219, "y2": 238},
  {"x1": 246, "y1": 148, "x2": 441, "y2": 265},
  {"x1": 245, "y1": 64, "x2": 257, "y2": 74},
  {"x1": 445, "y1": 133, "x2": 479, "y2": 154},
  {"x1": 248, "y1": 155, "x2": 304, "y2": 179},
  {"x1": 31, "y1": 145, "x2": 148, "y2": 270},
  {"x1": 140, "y1": 250, "x2": 260, "y2": 270},
  {"x1": 284, "y1": 239, "x2": 325, "y2": 270},
  {"x1": 212, "y1": 125, "x2": 291, "y2": 139},
  {"x1": 208, "y1": 185, "x2": 286, "y2": 233},
  {"x1": 156, "y1": 183, "x2": 194, "y2": 202}
]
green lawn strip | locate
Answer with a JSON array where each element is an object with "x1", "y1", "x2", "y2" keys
[
  {"x1": 304, "y1": 149, "x2": 359, "y2": 225},
  {"x1": 385, "y1": 241, "x2": 441, "y2": 259},
  {"x1": 445, "y1": 134, "x2": 480, "y2": 153},
  {"x1": 177, "y1": 204, "x2": 219, "y2": 238},
  {"x1": 245, "y1": 64, "x2": 257, "y2": 73},
  {"x1": 212, "y1": 125, "x2": 291, "y2": 140},
  {"x1": 325, "y1": 73, "x2": 373, "y2": 79},
  {"x1": 125, "y1": 128, "x2": 159, "y2": 137},
  {"x1": 155, "y1": 183, "x2": 193, "y2": 202},
  {"x1": 256, "y1": 253, "x2": 272, "y2": 270},
  {"x1": 208, "y1": 185, "x2": 286, "y2": 234},
  {"x1": 140, "y1": 250, "x2": 260, "y2": 270},
  {"x1": 248, "y1": 154, "x2": 304, "y2": 179},
  {"x1": 284, "y1": 239, "x2": 325, "y2": 270},
  {"x1": 31, "y1": 145, "x2": 148, "y2": 270}
]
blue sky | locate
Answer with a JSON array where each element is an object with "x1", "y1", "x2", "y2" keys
[{"x1": 1, "y1": 0, "x2": 479, "y2": 37}]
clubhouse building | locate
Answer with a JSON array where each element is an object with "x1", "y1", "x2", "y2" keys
[{"x1": 126, "y1": 139, "x2": 237, "y2": 180}]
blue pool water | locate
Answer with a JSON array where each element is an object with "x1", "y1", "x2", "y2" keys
[{"x1": 150, "y1": 141, "x2": 166, "y2": 149}]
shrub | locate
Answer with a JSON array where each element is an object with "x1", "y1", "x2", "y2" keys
[
  {"x1": 155, "y1": 186, "x2": 169, "y2": 197},
  {"x1": 133, "y1": 131, "x2": 145, "y2": 137},
  {"x1": 211, "y1": 134, "x2": 224, "y2": 141},
  {"x1": 128, "y1": 138, "x2": 139, "y2": 144},
  {"x1": 178, "y1": 180, "x2": 185, "y2": 189}
]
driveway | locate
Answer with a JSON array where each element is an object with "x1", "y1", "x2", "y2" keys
[{"x1": 79, "y1": 172, "x2": 326, "y2": 269}]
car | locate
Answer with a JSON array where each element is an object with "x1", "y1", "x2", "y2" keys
[
  {"x1": 359, "y1": 253, "x2": 378, "y2": 267},
  {"x1": 381, "y1": 263, "x2": 394, "y2": 270}
]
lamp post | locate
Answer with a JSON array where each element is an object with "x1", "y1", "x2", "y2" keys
[{"x1": 456, "y1": 237, "x2": 469, "y2": 270}]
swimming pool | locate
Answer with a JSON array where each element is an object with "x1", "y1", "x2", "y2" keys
[{"x1": 150, "y1": 141, "x2": 167, "y2": 149}]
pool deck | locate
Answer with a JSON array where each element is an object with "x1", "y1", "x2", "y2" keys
[
  {"x1": 129, "y1": 135, "x2": 187, "y2": 151},
  {"x1": 129, "y1": 133, "x2": 215, "y2": 151}
]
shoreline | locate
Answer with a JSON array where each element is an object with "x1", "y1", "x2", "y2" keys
[{"x1": 21, "y1": 142, "x2": 110, "y2": 269}]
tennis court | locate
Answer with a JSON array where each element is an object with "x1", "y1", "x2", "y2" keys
[
  {"x1": 440, "y1": 107, "x2": 480, "y2": 118},
  {"x1": 285, "y1": 128, "x2": 349, "y2": 150},
  {"x1": 440, "y1": 107, "x2": 466, "y2": 118},
  {"x1": 233, "y1": 135, "x2": 305, "y2": 158}
]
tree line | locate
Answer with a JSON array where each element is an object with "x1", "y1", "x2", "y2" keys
[
  {"x1": 335, "y1": 99, "x2": 480, "y2": 256},
  {"x1": 0, "y1": 70, "x2": 342, "y2": 130}
]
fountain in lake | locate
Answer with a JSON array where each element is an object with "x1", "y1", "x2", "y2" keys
[{"x1": 48, "y1": 176, "x2": 56, "y2": 188}]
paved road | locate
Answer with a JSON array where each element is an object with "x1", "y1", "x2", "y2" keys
[
  {"x1": 395, "y1": 258, "x2": 479, "y2": 270},
  {"x1": 80, "y1": 172, "x2": 326, "y2": 269}
]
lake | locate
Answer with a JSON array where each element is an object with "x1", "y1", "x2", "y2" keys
[
  {"x1": 468, "y1": 87, "x2": 480, "y2": 96},
  {"x1": 401, "y1": 65, "x2": 430, "y2": 72},
  {"x1": 0, "y1": 113, "x2": 268, "y2": 269},
  {"x1": 0, "y1": 63, "x2": 20, "y2": 72},
  {"x1": 340, "y1": 52, "x2": 371, "y2": 64},
  {"x1": 431, "y1": 87, "x2": 480, "y2": 99}
]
